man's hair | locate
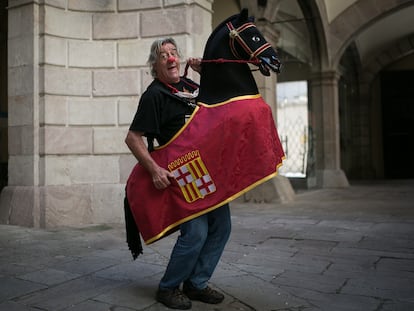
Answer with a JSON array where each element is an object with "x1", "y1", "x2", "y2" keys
[{"x1": 147, "y1": 37, "x2": 181, "y2": 78}]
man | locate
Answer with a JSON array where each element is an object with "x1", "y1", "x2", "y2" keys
[{"x1": 125, "y1": 38, "x2": 231, "y2": 310}]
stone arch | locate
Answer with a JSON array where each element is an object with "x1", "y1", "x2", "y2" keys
[
  {"x1": 329, "y1": 0, "x2": 414, "y2": 68},
  {"x1": 297, "y1": 0, "x2": 329, "y2": 71},
  {"x1": 363, "y1": 33, "x2": 414, "y2": 81}
]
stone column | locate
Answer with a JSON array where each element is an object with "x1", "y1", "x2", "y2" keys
[
  {"x1": 243, "y1": 20, "x2": 295, "y2": 203},
  {"x1": 0, "y1": 1, "x2": 7, "y2": 191},
  {"x1": 351, "y1": 80, "x2": 377, "y2": 178},
  {"x1": 0, "y1": 1, "x2": 41, "y2": 226},
  {"x1": 308, "y1": 71, "x2": 349, "y2": 188}
]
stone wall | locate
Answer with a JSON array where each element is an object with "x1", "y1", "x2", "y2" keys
[{"x1": 0, "y1": 0, "x2": 213, "y2": 228}]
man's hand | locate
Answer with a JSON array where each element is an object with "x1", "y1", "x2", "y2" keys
[
  {"x1": 187, "y1": 57, "x2": 202, "y2": 74},
  {"x1": 151, "y1": 166, "x2": 174, "y2": 190},
  {"x1": 125, "y1": 130, "x2": 174, "y2": 190}
]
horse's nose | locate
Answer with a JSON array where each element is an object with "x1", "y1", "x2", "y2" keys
[
  {"x1": 271, "y1": 55, "x2": 281, "y2": 73},
  {"x1": 260, "y1": 55, "x2": 281, "y2": 73}
]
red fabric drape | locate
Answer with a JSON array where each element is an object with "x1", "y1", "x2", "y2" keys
[{"x1": 126, "y1": 95, "x2": 284, "y2": 244}]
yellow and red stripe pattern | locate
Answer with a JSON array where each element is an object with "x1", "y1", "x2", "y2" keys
[{"x1": 171, "y1": 153, "x2": 216, "y2": 203}]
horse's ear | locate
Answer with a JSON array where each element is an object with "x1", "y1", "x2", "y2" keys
[
  {"x1": 240, "y1": 8, "x2": 248, "y2": 21},
  {"x1": 239, "y1": 8, "x2": 254, "y2": 23}
]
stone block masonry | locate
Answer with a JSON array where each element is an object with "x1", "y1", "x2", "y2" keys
[{"x1": 1, "y1": 0, "x2": 213, "y2": 228}]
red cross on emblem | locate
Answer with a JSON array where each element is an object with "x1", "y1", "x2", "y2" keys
[
  {"x1": 173, "y1": 166, "x2": 193, "y2": 186},
  {"x1": 196, "y1": 175, "x2": 216, "y2": 196}
]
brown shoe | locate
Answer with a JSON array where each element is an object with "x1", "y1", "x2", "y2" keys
[
  {"x1": 156, "y1": 288, "x2": 192, "y2": 310},
  {"x1": 183, "y1": 283, "x2": 224, "y2": 304}
]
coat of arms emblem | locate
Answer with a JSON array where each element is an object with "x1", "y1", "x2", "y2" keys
[{"x1": 168, "y1": 150, "x2": 216, "y2": 203}]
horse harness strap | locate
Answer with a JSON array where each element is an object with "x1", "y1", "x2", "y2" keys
[
  {"x1": 182, "y1": 58, "x2": 261, "y2": 78},
  {"x1": 181, "y1": 21, "x2": 272, "y2": 78},
  {"x1": 226, "y1": 21, "x2": 272, "y2": 60}
]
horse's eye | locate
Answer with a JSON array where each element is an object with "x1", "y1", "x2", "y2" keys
[{"x1": 252, "y1": 36, "x2": 261, "y2": 42}]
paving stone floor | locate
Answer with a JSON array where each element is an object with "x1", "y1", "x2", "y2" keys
[{"x1": 0, "y1": 179, "x2": 413, "y2": 310}]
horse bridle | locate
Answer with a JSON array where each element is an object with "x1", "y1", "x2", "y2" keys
[
  {"x1": 226, "y1": 21, "x2": 272, "y2": 60},
  {"x1": 182, "y1": 21, "x2": 274, "y2": 78}
]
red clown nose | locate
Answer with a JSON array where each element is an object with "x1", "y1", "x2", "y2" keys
[{"x1": 167, "y1": 56, "x2": 177, "y2": 63}]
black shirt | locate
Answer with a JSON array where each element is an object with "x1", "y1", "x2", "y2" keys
[{"x1": 129, "y1": 78, "x2": 198, "y2": 148}]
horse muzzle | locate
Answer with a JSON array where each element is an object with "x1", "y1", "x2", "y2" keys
[{"x1": 258, "y1": 55, "x2": 281, "y2": 76}]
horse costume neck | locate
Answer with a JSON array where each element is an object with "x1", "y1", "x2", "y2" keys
[{"x1": 197, "y1": 62, "x2": 258, "y2": 105}]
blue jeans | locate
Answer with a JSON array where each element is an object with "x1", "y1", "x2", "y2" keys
[{"x1": 159, "y1": 204, "x2": 231, "y2": 290}]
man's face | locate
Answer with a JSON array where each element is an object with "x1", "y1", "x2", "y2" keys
[{"x1": 155, "y1": 43, "x2": 180, "y2": 84}]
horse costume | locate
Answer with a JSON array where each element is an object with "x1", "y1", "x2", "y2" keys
[{"x1": 125, "y1": 9, "x2": 284, "y2": 258}]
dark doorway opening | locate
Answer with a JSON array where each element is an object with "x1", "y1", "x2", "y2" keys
[
  {"x1": 381, "y1": 70, "x2": 414, "y2": 179},
  {"x1": 0, "y1": 1, "x2": 7, "y2": 191}
]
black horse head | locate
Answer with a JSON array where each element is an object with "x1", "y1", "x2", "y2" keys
[
  {"x1": 225, "y1": 9, "x2": 281, "y2": 76},
  {"x1": 198, "y1": 9, "x2": 281, "y2": 104}
]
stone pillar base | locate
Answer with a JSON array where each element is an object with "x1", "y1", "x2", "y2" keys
[
  {"x1": 241, "y1": 175, "x2": 295, "y2": 203},
  {"x1": 0, "y1": 184, "x2": 125, "y2": 228},
  {"x1": 0, "y1": 186, "x2": 38, "y2": 227},
  {"x1": 308, "y1": 169, "x2": 349, "y2": 188}
]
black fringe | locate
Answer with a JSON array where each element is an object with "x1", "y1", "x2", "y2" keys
[{"x1": 124, "y1": 195, "x2": 143, "y2": 260}]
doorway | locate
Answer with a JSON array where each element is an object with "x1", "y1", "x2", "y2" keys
[{"x1": 381, "y1": 70, "x2": 414, "y2": 179}]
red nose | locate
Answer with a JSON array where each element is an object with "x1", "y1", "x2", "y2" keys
[{"x1": 167, "y1": 56, "x2": 177, "y2": 63}]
